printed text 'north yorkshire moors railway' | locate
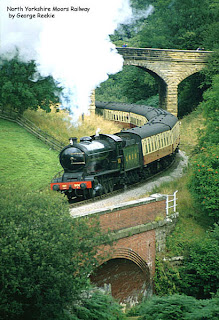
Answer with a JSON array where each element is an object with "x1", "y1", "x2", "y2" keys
[{"x1": 7, "y1": 6, "x2": 90, "y2": 19}]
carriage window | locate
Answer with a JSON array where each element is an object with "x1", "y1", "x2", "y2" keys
[
  {"x1": 148, "y1": 139, "x2": 151, "y2": 153},
  {"x1": 145, "y1": 144, "x2": 148, "y2": 154}
]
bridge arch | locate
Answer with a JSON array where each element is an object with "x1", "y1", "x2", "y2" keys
[
  {"x1": 90, "y1": 248, "x2": 152, "y2": 304},
  {"x1": 137, "y1": 65, "x2": 169, "y2": 111}
]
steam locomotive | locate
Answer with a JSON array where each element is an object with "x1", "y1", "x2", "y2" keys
[{"x1": 51, "y1": 103, "x2": 180, "y2": 199}]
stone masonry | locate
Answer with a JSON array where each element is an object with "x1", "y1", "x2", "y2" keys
[{"x1": 116, "y1": 47, "x2": 212, "y2": 116}]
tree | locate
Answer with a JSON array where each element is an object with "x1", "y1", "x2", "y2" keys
[
  {"x1": 96, "y1": 66, "x2": 157, "y2": 104},
  {"x1": 138, "y1": 0, "x2": 215, "y2": 50},
  {"x1": 0, "y1": 56, "x2": 62, "y2": 114},
  {"x1": 199, "y1": 74, "x2": 219, "y2": 146},
  {"x1": 178, "y1": 73, "x2": 206, "y2": 117},
  {"x1": 118, "y1": 66, "x2": 157, "y2": 103},
  {"x1": 0, "y1": 187, "x2": 108, "y2": 320},
  {"x1": 188, "y1": 75, "x2": 219, "y2": 221},
  {"x1": 179, "y1": 225, "x2": 219, "y2": 299}
]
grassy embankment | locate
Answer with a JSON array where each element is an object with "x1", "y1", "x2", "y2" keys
[
  {"x1": 24, "y1": 108, "x2": 123, "y2": 145},
  {"x1": 0, "y1": 119, "x2": 60, "y2": 191}
]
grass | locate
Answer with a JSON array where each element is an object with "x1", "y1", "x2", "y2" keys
[
  {"x1": 0, "y1": 119, "x2": 61, "y2": 191},
  {"x1": 153, "y1": 174, "x2": 205, "y2": 256},
  {"x1": 24, "y1": 108, "x2": 123, "y2": 145},
  {"x1": 179, "y1": 107, "x2": 205, "y2": 156}
]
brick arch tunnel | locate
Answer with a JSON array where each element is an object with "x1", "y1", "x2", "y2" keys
[{"x1": 90, "y1": 248, "x2": 152, "y2": 304}]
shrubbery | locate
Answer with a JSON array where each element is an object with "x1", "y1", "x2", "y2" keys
[
  {"x1": 189, "y1": 145, "x2": 219, "y2": 222},
  {"x1": 188, "y1": 74, "x2": 219, "y2": 223},
  {"x1": 136, "y1": 294, "x2": 219, "y2": 320},
  {"x1": 69, "y1": 292, "x2": 126, "y2": 320},
  {"x1": 153, "y1": 257, "x2": 180, "y2": 296},
  {"x1": 179, "y1": 224, "x2": 219, "y2": 299},
  {"x1": 0, "y1": 188, "x2": 108, "y2": 320}
]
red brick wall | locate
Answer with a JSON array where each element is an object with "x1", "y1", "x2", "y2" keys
[
  {"x1": 98, "y1": 229, "x2": 156, "y2": 275},
  {"x1": 99, "y1": 199, "x2": 166, "y2": 232}
]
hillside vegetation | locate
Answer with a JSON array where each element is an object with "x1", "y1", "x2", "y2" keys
[
  {"x1": 0, "y1": 119, "x2": 60, "y2": 191},
  {"x1": 24, "y1": 108, "x2": 123, "y2": 145}
]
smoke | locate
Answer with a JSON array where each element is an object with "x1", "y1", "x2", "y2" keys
[
  {"x1": 128, "y1": 4, "x2": 154, "y2": 24},
  {"x1": 0, "y1": 0, "x2": 151, "y2": 119}
]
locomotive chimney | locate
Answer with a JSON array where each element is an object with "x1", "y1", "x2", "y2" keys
[{"x1": 69, "y1": 137, "x2": 77, "y2": 145}]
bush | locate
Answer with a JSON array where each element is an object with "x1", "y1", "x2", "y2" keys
[
  {"x1": 0, "y1": 188, "x2": 107, "y2": 320},
  {"x1": 138, "y1": 295, "x2": 199, "y2": 320},
  {"x1": 153, "y1": 257, "x2": 181, "y2": 296},
  {"x1": 69, "y1": 292, "x2": 126, "y2": 320},
  {"x1": 199, "y1": 74, "x2": 219, "y2": 147},
  {"x1": 179, "y1": 225, "x2": 219, "y2": 299},
  {"x1": 189, "y1": 145, "x2": 219, "y2": 222},
  {"x1": 138, "y1": 295, "x2": 219, "y2": 320}
]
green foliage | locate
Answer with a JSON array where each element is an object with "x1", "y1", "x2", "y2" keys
[
  {"x1": 140, "y1": 94, "x2": 159, "y2": 107},
  {"x1": 153, "y1": 257, "x2": 181, "y2": 296},
  {"x1": 202, "y1": 50, "x2": 219, "y2": 87},
  {"x1": 69, "y1": 292, "x2": 126, "y2": 320},
  {"x1": 189, "y1": 145, "x2": 219, "y2": 221},
  {"x1": 188, "y1": 74, "x2": 219, "y2": 221},
  {"x1": 137, "y1": 295, "x2": 219, "y2": 320},
  {"x1": 179, "y1": 225, "x2": 219, "y2": 299},
  {"x1": 202, "y1": 1, "x2": 219, "y2": 50},
  {"x1": 0, "y1": 56, "x2": 61, "y2": 114},
  {"x1": 0, "y1": 187, "x2": 108, "y2": 320},
  {"x1": 184, "y1": 298, "x2": 219, "y2": 320},
  {"x1": 178, "y1": 74, "x2": 206, "y2": 118},
  {"x1": 96, "y1": 76, "x2": 128, "y2": 103},
  {"x1": 119, "y1": 67, "x2": 157, "y2": 103},
  {"x1": 199, "y1": 74, "x2": 219, "y2": 147},
  {"x1": 96, "y1": 66, "x2": 157, "y2": 104},
  {"x1": 138, "y1": 0, "x2": 217, "y2": 50}
]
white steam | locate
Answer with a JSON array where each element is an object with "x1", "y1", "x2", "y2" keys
[
  {"x1": 0, "y1": 0, "x2": 152, "y2": 119},
  {"x1": 127, "y1": 4, "x2": 154, "y2": 24}
]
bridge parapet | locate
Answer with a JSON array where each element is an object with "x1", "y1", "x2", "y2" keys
[{"x1": 116, "y1": 47, "x2": 212, "y2": 63}]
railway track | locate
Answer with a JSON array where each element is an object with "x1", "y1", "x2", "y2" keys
[{"x1": 69, "y1": 152, "x2": 177, "y2": 209}]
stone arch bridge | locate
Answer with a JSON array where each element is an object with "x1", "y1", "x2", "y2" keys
[{"x1": 116, "y1": 47, "x2": 212, "y2": 116}]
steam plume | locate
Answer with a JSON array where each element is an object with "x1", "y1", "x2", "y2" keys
[{"x1": 0, "y1": 1, "x2": 151, "y2": 119}]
